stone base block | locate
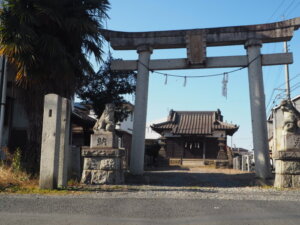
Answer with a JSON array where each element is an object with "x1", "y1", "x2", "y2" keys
[
  {"x1": 81, "y1": 148, "x2": 125, "y2": 185},
  {"x1": 81, "y1": 170, "x2": 124, "y2": 185},
  {"x1": 83, "y1": 157, "x2": 121, "y2": 170},
  {"x1": 274, "y1": 174, "x2": 300, "y2": 188},
  {"x1": 82, "y1": 147, "x2": 125, "y2": 157},
  {"x1": 273, "y1": 150, "x2": 300, "y2": 160},
  {"x1": 275, "y1": 160, "x2": 300, "y2": 175},
  {"x1": 274, "y1": 151, "x2": 300, "y2": 188}
]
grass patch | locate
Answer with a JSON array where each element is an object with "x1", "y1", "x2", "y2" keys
[
  {"x1": 0, "y1": 164, "x2": 38, "y2": 192},
  {"x1": 0, "y1": 165, "x2": 81, "y2": 195},
  {"x1": 259, "y1": 185, "x2": 274, "y2": 189}
]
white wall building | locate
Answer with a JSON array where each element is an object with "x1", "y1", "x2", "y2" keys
[{"x1": 145, "y1": 118, "x2": 166, "y2": 140}]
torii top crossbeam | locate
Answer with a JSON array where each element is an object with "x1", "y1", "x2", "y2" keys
[{"x1": 101, "y1": 17, "x2": 300, "y2": 50}]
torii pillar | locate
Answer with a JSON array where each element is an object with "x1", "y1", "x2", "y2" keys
[
  {"x1": 245, "y1": 39, "x2": 272, "y2": 179},
  {"x1": 130, "y1": 45, "x2": 152, "y2": 174}
]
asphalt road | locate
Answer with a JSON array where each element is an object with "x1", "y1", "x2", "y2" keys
[{"x1": 0, "y1": 194, "x2": 300, "y2": 225}]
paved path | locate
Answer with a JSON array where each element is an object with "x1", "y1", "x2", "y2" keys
[
  {"x1": 1, "y1": 168, "x2": 299, "y2": 224},
  {"x1": 1, "y1": 187, "x2": 300, "y2": 225}
]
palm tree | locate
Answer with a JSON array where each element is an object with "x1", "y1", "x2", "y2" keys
[{"x1": 0, "y1": 0, "x2": 110, "y2": 173}]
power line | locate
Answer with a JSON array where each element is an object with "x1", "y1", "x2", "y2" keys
[
  {"x1": 281, "y1": 0, "x2": 298, "y2": 17},
  {"x1": 266, "y1": 77, "x2": 300, "y2": 114},
  {"x1": 285, "y1": 1, "x2": 300, "y2": 16},
  {"x1": 264, "y1": 1, "x2": 292, "y2": 113},
  {"x1": 267, "y1": 0, "x2": 287, "y2": 22},
  {"x1": 290, "y1": 81, "x2": 300, "y2": 91},
  {"x1": 266, "y1": 73, "x2": 300, "y2": 110},
  {"x1": 276, "y1": 73, "x2": 299, "y2": 89}
]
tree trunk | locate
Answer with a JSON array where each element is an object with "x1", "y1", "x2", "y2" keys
[{"x1": 21, "y1": 88, "x2": 44, "y2": 174}]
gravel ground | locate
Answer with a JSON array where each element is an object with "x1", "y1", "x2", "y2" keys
[
  {"x1": 2, "y1": 185, "x2": 299, "y2": 202},
  {"x1": 2, "y1": 168, "x2": 299, "y2": 202}
]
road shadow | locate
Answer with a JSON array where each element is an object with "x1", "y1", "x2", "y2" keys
[
  {"x1": 125, "y1": 170, "x2": 256, "y2": 188},
  {"x1": 145, "y1": 166, "x2": 190, "y2": 171}
]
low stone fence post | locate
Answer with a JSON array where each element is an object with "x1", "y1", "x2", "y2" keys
[{"x1": 233, "y1": 156, "x2": 241, "y2": 170}]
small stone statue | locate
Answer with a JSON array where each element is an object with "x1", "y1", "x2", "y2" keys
[
  {"x1": 93, "y1": 103, "x2": 115, "y2": 133},
  {"x1": 280, "y1": 100, "x2": 300, "y2": 134}
]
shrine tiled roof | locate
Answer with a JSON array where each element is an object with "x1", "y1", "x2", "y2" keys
[{"x1": 151, "y1": 110, "x2": 238, "y2": 136}]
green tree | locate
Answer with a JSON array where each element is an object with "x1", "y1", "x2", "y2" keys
[
  {"x1": 0, "y1": 0, "x2": 110, "y2": 173},
  {"x1": 77, "y1": 55, "x2": 136, "y2": 122}
]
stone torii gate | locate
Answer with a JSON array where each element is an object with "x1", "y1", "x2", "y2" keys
[{"x1": 101, "y1": 17, "x2": 300, "y2": 179}]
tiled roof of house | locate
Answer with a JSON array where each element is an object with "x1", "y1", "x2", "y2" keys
[
  {"x1": 72, "y1": 105, "x2": 96, "y2": 126},
  {"x1": 151, "y1": 110, "x2": 238, "y2": 136}
]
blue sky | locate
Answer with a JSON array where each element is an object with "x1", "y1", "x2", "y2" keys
[{"x1": 103, "y1": 0, "x2": 300, "y2": 150}]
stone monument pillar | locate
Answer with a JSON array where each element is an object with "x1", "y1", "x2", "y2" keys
[
  {"x1": 274, "y1": 100, "x2": 300, "y2": 188},
  {"x1": 81, "y1": 104, "x2": 125, "y2": 184}
]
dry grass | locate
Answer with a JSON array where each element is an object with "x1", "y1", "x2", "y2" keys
[
  {"x1": 0, "y1": 165, "x2": 85, "y2": 194},
  {"x1": 0, "y1": 165, "x2": 38, "y2": 192},
  {"x1": 189, "y1": 167, "x2": 253, "y2": 174}
]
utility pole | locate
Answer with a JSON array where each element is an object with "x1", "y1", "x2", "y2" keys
[
  {"x1": 280, "y1": 14, "x2": 291, "y2": 100},
  {"x1": 0, "y1": 56, "x2": 7, "y2": 160},
  {"x1": 284, "y1": 41, "x2": 291, "y2": 100}
]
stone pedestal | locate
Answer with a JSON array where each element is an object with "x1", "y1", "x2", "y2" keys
[
  {"x1": 274, "y1": 150, "x2": 300, "y2": 188},
  {"x1": 214, "y1": 160, "x2": 229, "y2": 169},
  {"x1": 81, "y1": 132, "x2": 125, "y2": 185}
]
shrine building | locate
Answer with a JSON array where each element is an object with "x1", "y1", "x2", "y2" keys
[{"x1": 151, "y1": 109, "x2": 238, "y2": 166}]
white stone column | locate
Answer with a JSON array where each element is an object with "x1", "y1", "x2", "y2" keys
[
  {"x1": 130, "y1": 45, "x2": 152, "y2": 175},
  {"x1": 39, "y1": 94, "x2": 62, "y2": 189},
  {"x1": 57, "y1": 98, "x2": 71, "y2": 188},
  {"x1": 245, "y1": 39, "x2": 272, "y2": 179},
  {"x1": 39, "y1": 94, "x2": 71, "y2": 189}
]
